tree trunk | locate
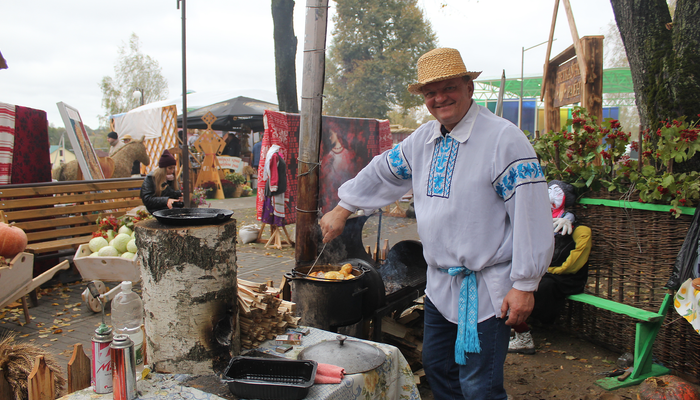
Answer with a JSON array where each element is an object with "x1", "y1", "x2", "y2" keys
[
  {"x1": 610, "y1": 0, "x2": 673, "y2": 130},
  {"x1": 611, "y1": 0, "x2": 700, "y2": 171},
  {"x1": 272, "y1": 0, "x2": 299, "y2": 113},
  {"x1": 135, "y1": 218, "x2": 239, "y2": 375}
]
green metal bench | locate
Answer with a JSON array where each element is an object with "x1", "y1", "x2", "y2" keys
[{"x1": 567, "y1": 292, "x2": 673, "y2": 390}]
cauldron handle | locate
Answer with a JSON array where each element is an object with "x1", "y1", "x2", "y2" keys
[
  {"x1": 351, "y1": 286, "x2": 368, "y2": 297},
  {"x1": 284, "y1": 272, "x2": 298, "y2": 280}
]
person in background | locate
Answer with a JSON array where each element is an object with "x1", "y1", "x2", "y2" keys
[
  {"x1": 221, "y1": 132, "x2": 241, "y2": 157},
  {"x1": 319, "y1": 48, "x2": 553, "y2": 399},
  {"x1": 121, "y1": 134, "x2": 141, "y2": 176},
  {"x1": 252, "y1": 133, "x2": 263, "y2": 170},
  {"x1": 107, "y1": 131, "x2": 124, "y2": 156},
  {"x1": 139, "y1": 149, "x2": 182, "y2": 213}
]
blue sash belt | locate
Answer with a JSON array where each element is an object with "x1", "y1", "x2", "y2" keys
[{"x1": 439, "y1": 267, "x2": 481, "y2": 364}]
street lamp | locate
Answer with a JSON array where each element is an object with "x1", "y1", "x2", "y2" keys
[
  {"x1": 519, "y1": 39, "x2": 553, "y2": 130},
  {"x1": 132, "y1": 88, "x2": 145, "y2": 106}
]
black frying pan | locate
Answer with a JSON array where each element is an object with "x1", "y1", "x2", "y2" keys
[{"x1": 152, "y1": 208, "x2": 234, "y2": 226}]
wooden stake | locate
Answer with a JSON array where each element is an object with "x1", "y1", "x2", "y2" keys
[
  {"x1": 67, "y1": 343, "x2": 90, "y2": 394},
  {"x1": 28, "y1": 356, "x2": 54, "y2": 400}
]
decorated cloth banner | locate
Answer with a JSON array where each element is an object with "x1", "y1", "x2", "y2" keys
[
  {"x1": 0, "y1": 102, "x2": 15, "y2": 184},
  {"x1": 256, "y1": 111, "x2": 392, "y2": 224}
]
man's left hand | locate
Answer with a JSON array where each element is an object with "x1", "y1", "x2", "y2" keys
[{"x1": 500, "y1": 288, "x2": 535, "y2": 326}]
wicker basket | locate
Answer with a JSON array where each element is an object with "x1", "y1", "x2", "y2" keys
[{"x1": 560, "y1": 192, "x2": 699, "y2": 379}]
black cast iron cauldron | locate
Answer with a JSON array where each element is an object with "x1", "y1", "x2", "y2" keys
[{"x1": 285, "y1": 259, "x2": 384, "y2": 331}]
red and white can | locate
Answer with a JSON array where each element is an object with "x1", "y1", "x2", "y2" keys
[
  {"x1": 91, "y1": 325, "x2": 113, "y2": 394},
  {"x1": 111, "y1": 334, "x2": 137, "y2": 400}
]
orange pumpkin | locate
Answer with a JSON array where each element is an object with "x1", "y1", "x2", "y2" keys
[
  {"x1": 638, "y1": 375, "x2": 700, "y2": 400},
  {"x1": 0, "y1": 222, "x2": 28, "y2": 258}
]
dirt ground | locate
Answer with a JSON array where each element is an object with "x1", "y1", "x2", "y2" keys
[{"x1": 502, "y1": 324, "x2": 642, "y2": 400}]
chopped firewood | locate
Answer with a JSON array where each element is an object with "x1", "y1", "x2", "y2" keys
[
  {"x1": 237, "y1": 278, "x2": 298, "y2": 349},
  {"x1": 381, "y1": 316, "x2": 408, "y2": 338},
  {"x1": 238, "y1": 279, "x2": 267, "y2": 292},
  {"x1": 398, "y1": 310, "x2": 421, "y2": 325}
]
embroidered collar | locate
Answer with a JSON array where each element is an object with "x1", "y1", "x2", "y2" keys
[{"x1": 424, "y1": 101, "x2": 480, "y2": 145}]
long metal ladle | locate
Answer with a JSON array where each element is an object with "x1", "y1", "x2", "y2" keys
[{"x1": 307, "y1": 241, "x2": 328, "y2": 275}]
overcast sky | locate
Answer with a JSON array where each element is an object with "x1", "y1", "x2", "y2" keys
[{"x1": 0, "y1": 0, "x2": 616, "y2": 130}]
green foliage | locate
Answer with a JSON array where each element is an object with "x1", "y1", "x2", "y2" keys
[
  {"x1": 225, "y1": 172, "x2": 247, "y2": 185},
  {"x1": 99, "y1": 33, "x2": 169, "y2": 127},
  {"x1": 533, "y1": 107, "x2": 700, "y2": 217},
  {"x1": 323, "y1": 0, "x2": 437, "y2": 119}
]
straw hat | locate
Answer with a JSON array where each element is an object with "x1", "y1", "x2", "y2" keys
[{"x1": 408, "y1": 48, "x2": 482, "y2": 95}]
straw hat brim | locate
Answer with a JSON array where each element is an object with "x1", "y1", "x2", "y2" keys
[{"x1": 408, "y1": 70, "x2": 482, "y2": 95}]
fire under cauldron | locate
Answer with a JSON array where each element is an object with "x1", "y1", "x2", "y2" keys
[{"x1": 289, "y1": 213, "x2": 427, "y2": 339}]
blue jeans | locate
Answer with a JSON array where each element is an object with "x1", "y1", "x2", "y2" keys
[{"x1": 423, "y1": 296, "x2": 511, "y2": 400}]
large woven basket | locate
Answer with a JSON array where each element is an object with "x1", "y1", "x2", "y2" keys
[{"x1": 560, "y1": 191, "x2": 699, "y2": 380}]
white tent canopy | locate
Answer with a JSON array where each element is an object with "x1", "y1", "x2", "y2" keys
[{"x1": 111, "y1": 89, "x2": 277, "y2": 140}]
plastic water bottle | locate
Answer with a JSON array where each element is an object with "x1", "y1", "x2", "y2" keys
[{"x1": 111, "y1": 281, "x2": 144, "y2": 371}]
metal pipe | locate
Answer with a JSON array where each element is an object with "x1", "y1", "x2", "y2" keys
[
  {"x1": 519, "y1": 39, "x2": 552, "y2": 130},
  {"x1": 178, "y1": 0, "x2": 191, "y2": 206}
]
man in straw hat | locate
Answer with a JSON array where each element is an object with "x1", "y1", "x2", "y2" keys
[{"x1": 320, "y1": 48, "x2": 553, "y2": 399}]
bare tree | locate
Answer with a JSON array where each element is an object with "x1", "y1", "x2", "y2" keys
[
  {"x1": 272, "y1": 0, "x2": 299, "y2": 113},
  {"x1": 98, "y1": 33, "x2": 168, "y2": 126}
]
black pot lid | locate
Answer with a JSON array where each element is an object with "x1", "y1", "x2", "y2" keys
[{"x1": 297, "y1": 335, "x2": 385, "y2": 374}]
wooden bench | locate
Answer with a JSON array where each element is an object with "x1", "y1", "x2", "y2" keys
[
  {"x1": 0, "y1": 177, "x2": 144, "y2": 320},
  {"x1": 567, "y1": 292, "x2": 673, "y2": 390},
  {"x1": 0, "y1": 177, "x2": 144, "y2": 256}
]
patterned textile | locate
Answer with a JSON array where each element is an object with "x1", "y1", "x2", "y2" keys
[
  {"x1": 58, "y1": 373, "x2": 227, "y2": 400},
  {"x1": 12, "y1": 106, "x2": 51, "y2": 184},
  {"x1": 675, "y1": 278, "x2": 700, "y2": 334},
  {"x1": 442, "y1": 267, "x2": 481, "y2": 364},
  {"x1": 492, "y1": 158, "x2": 544, "y2": 201},
  {"x1": 261, "y1": 195, "x2": 286, "y2": 226},
  {"x1": 256, "y1": 111, "x2": 393, "y2": 221},
  {"x1": 256, "y1": 327, "x2": 421, "y2": 400},
  {"x1": 427, "y1": 135, "x2": 459, "y2": 198},
  {"x1": 387, "y1": 143, "x2": 412, "y2": 180},
  {"x1": 0, "y1": 103, "x2": 15, "y2": 184},
  {"x1": 256, "y1": 112, "x2": 298, "y2": 225}
]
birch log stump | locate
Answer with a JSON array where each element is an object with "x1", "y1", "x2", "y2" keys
[{"x1": 135, "y1": 218, "x2": 239, "y2": 375}]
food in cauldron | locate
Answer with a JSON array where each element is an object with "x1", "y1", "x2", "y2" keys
[{"x1": 308, "y1": 263, "x2": 355, "y2": 280}]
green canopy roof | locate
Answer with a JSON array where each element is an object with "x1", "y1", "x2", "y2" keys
[{"x1": 474, "y1": 68, "x2": 634, "y2": 106}]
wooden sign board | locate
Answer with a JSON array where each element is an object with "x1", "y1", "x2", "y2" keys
[
  {"x1": 554, "y1": 57, "x2": 582, "y2": 107},
  {"x1": 217, "y1": 156, "x2": 242, "y2": 171}
]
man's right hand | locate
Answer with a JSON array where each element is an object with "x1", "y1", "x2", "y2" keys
[{"x1": 319, "y1": 206, "x2": 353, "y2": 243}]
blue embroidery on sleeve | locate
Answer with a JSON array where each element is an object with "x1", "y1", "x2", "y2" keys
[
  {"x1": 387, "y1": 143, "x2": 412, "y2": 179},
  {"x1": 427, "y1": 136, "x2": 459, "y2": 198},
  {"x1": 493, "y1": 158, "x2": 545, "y2": 201}
]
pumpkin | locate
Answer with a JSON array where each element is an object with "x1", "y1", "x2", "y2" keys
[
  {"x1": 638, "y1": 375, "x2": 700, "y2": 400},
  {"x1": 0, "y1": 222, "x2": 28, "y2": 258}
]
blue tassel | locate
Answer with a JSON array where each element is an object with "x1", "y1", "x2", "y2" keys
[{"x1": 447, "y1": 267, "x2": 481, "y2": 365}]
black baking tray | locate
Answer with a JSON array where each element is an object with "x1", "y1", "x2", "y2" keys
[{"x1": 222, "y1": 356, "x2": 317, "y2": 400}]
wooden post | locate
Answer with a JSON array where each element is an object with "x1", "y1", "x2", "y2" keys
[
  {"x1": 136, "y1": 218, "x2": 240, "y2": 375},
  {"x1": 67, "y1": 343, "x2": 90, "y2": 394},
  {"x1": 581, "y1": 36, "x2": 604, "y2": 124},
  {"x1": 543, "y1": 65, "x2": 560, "y2": 134},
  {"x1": 295, "y1": 0, "x2": 330, "y2": 266},
  {"x1": 27, "y1": 356, "x2": 54, "y2": 400}
]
